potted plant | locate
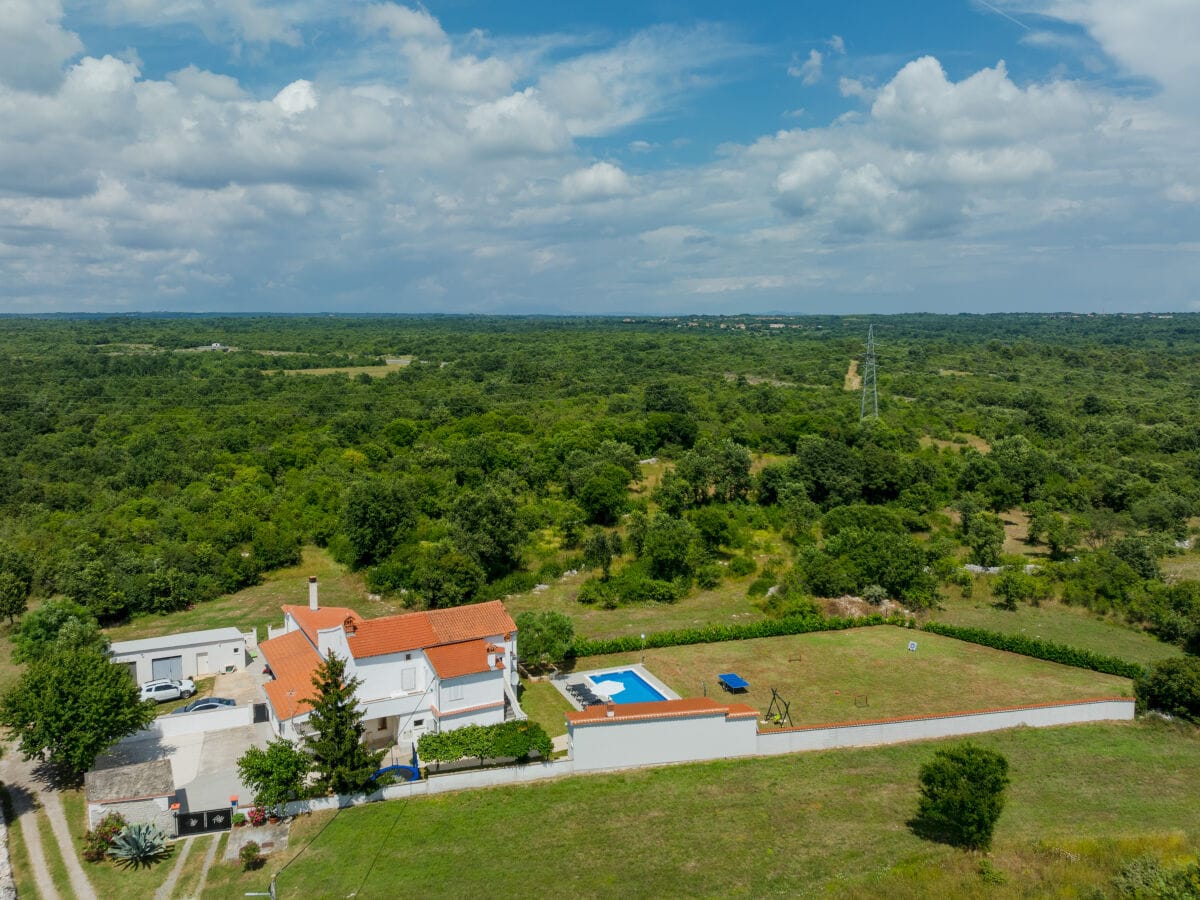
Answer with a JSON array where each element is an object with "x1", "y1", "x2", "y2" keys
[
  {"x1": 232, "y1": 812, "x2": 247, "y2": 828},
  {"x1": 246, "y1": 807, "x2": 267, "y2": 827}
]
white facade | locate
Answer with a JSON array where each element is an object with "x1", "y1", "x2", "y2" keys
[
  {"x1": 569, "y1": 706, "x2": 759, "y2": 772},
  {"x1": 110, "y1": 627, "x2": 252, "y2": 684}
]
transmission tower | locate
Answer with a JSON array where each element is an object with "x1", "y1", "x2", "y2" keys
[{"x1": 860, "y1": 325, "x2": 879, "y2": 421}]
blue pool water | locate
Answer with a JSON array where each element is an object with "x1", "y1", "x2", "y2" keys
[{"x1": 588, "y1": 669, "x2": 666, "y2": 704}]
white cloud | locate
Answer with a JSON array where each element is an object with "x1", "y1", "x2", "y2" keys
[
  {"x1": 789, "y1": 49, "x2": 823, "y2": 85},
  {"x1": 465, "y1": 88, "x2": 570, "y2": 156},
  {"x1": 273, "y1": 80, "x2": 318, "y2": 115},
  {"x1": 361, "y1": 3, "x2": 444, "y2": 41},
  {"x1": 0, "y1": 0, "x2": 82, "y2": 92},
  {"x1": 828, "y1": 35, "x2": 846, "y2": 54},
  {"x1": 561, "y1": 162, "x2": 634, "y2": 202}
]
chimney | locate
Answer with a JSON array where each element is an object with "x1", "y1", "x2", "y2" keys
[
  {"x1": 308, "y1": 576, "x2": 319, "y2": 611},
  {"x1": 606, "y1": 702, "x2": 615, "y2": 718}
]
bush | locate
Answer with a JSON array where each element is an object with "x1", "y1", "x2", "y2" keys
[
  {"x1": 1135, "y1": 657, "x2": 1200, "y2": 722},
  {"x1": 232, "y1": 812, "x2": 246, "y2": 827},
  {"x1": 83, "y1": 811, "x2": 127, "y2": 862},
  {"x1": 922, "y1": 622, "x2": 1144, "y2": 679},
  {"x1": 747, "y1": 576, "x2": 774, "y2": 598},
  {"x1": 913, "y1": 742, "x2": 1010, "y2": 851},
  {"x1": 694, "y1": 563, "x2": 721, "y2": 590},
  {"x1": 247, "y1": 806, "x2": 267, "y2": 826},
  {"x1": 729, "y1": 556, "x2": 757, "y2": 577},
  {"x1": 240, "y1": 840, "x2": 264, "y2": 872}
]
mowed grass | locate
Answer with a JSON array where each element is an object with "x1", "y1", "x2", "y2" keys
[
  {"x1": 504, "y1": 568, "x2": 767, "y2": 642},
  {"x1": 104, "y1": 546, "x2": 400, "y2": 644},
  {"x1": 517, "y1": 680, "x2": 574, "y2": 738},
  {"x1": 226, "y1": 719, "x2": 1200, "y2": 899},
  {"x1": 0, "y1": 786, "x2": 38, "y2": 900},
  {"x1": 61, "y1": 788, "x2": 177, "y2": 897},
  {"x1": 931, "y1": 595, "x2": 1181, "y2": 668},
  {"x1": 573, "y1": 626, "x2": 1130, "y2": 725}
]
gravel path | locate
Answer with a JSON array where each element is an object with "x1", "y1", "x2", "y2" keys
[
  {"x1": 188, "y1": 833, "x2": 222, "y2": 900},
  {"x1": 39, "y1": 789, "x2": 97, "y2": 900},
  {"x1": 154, "y1": 835, "x2": 196, "y2": 900},
  {"x1": 9, "y1": 789, "x2": 58, "y2": 900}
]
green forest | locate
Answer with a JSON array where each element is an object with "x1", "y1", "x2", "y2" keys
[{"x1": 2, "y1": 312, "x2": 1200, "y2": 661}]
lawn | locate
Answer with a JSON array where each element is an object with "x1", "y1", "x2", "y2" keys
[
  {"x1": 221, "y1": 719, "x2": 1200, "y2": 898},
  {"x1": 931, "y1": 595, "x2": 1181, "y2": 668},
  {"x1": 517, "y1": 680, "x2": 573, "y2": 738},
  {"x1": 573, "y1": 626, "x2": 1131, "y2": 726},
  {"x1": 104, "y1": 546, "x2": 401, "y2": 644},
  {"x1": 61, "y1": 788, "x2": 178, "y2": 897},
  {"x1": 0, "y1": 786, "x2": 38, "y2": 900}
]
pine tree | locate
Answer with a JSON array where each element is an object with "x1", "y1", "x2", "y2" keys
[{"x1": 304, "y1": 651, "x2": 385, "y2": 796}]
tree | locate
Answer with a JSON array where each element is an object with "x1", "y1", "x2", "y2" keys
[
  {"x1": 582, "y1": 528, "x2": 614, "y2": 579},
  {"x1": 340, "y1": 479, "x2": 416, "y2": 568},
  {"x1": 514, "y1": 610, "x2": 575, "y2": 670},
  {"x1": 413, "y1": 540, "x2": 485, "y2": 608},
  {"x1": 305, "y1": 651, "x2": 385, "y2": 796},
  {"x1": 964, "y1": 512, "x2": 1005, "y2": 567},
  {"x1": 0, "y1": 571, "x2": 29, "y2": 624},
  {"x1": 451, "y1": 483, "x2": 528, "y2": 580},
  {"x1": 1135, "y1": 657, "x2": 1200, "y2": 723},
  {"x1": 237, "y1": 738, "x2": 311, "y2": 817},
  {"x1": 641, "y1": 515, "x2": 698, "y2": 581},
  {"x1": 11, "y1": 598, "x2": 107, "y2": 664},
  {"x1": 913, "y1": 742, "x2": 1010, "y2": 851},
  {"x1": 0, "y1": 646, "x2": 155, "y2": 783},
  {"x1": 574, "y1": 462, "x2": 630, "y2": 525},
  {"x1": 691, "y1": 506, "x2": 733, "y2": 554}
]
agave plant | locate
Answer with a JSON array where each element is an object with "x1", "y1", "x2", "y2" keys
[{"x1": 107, "y1": 823, "x2": 172, "y2": 869}]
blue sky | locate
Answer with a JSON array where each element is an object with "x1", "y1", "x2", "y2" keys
[{"x1": 1, "y1": 1, "x2": 1197, "y2": 314}]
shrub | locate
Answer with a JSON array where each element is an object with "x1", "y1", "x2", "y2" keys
[
  {"x1": 1112, "y1": 854, "x2": 1200, "y2": 897},
  {"x1": 576, "y1": 577, "x2": 616, "y2": 606},
  {"x1": 240, "y1": 840, "x2": 264, "y2": 872},
  {"x1": 921, "y1": 622, "x2": 1144, "y2": 679},
  {"x1": 1135, "y1": 657, "x2": 1200, "y2": 722},
  {"x1": 108, "y1": 823, "x2": 171, "y2": 869},
  {"x1": 246, "y1": 806, "x2": 267, "y2": 827},
  {"x1": 729, "y1": 556, "x2": 757, "y2": 577},
  {"x1": 83, "y1": 812, "x2": 127, "y2": 862},
  {"x1": 747, "y1": 576, "x2": 774, "y2": 598},
  {"x1": 232, "y1": 812, "x2": 246, "y2": 827},
  {"x1": 694, "y1": 563, "x2": 721, "y2": 590},
  {"x1": 912, "y1": 742, "x2": 1010, "y2": 851}
]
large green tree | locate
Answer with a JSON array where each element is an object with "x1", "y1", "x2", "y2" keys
[
  {"x1": 451, "y1": 483, "x2": 528, "y2": 580},
  {"x1": 305, "y1": 652, "x2": 385, "y2": 796},
  {"x1": 514, "y1": 610, "x2": 575, "y2": 670},
  {"x1": 0, "y1": 646, "x2": 155, "y2": 783},
  {"x1": 913, "y1": 742, "x2": 1010, "y2": 851},
  {"x1": 11, "y1": 598, "x2": 107, "y2": 664},
  {"x1": 237, "y1": 738, "x2": 311, "y2": 816}
]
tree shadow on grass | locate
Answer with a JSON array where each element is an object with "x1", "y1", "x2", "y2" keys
[{"x1": 906, "y1": 812, "x2": 966, "y2": 849}]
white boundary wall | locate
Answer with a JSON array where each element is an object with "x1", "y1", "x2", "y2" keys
[
  {"x1": 756, "y1": 699, "x2": 1134, "y2": 755},
  {"x1": 126, "y1": 705, "x2": 254, "y2": 742},
  {"x1": 280, "y1": 698, "x2": 1133, "y2": 817}
]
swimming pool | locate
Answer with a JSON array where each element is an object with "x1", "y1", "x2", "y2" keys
[{"x1": 587, "y1": 669, "x2": 667, "y2": 704}]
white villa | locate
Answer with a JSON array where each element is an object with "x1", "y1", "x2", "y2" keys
[{"x1": 259, "y1": 578, "x2": 522, "y2": 747}]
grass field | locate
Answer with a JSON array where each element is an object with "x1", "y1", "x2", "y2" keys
[
  {"x1": 0, "y1": 786, "x2": 38, "y2": 900},
  {"x1": 517, "y1": 680, "x2": 574, "y2": 738},
  {"x1": 572, "y1": 626, "x2": 1130, "y2": 726},
  {"x1": 61, "y1": 788, "x2": 178, "y2": 897},
  {"x1": 204, "y1": 719, "x2": 1200, "y2": 898},
  {"x1": 931, "y1": 596, "x2": 1181, "y2": 668},
  {"x1": 104, "y1": 546, "x2": 398, "y2": 644}
]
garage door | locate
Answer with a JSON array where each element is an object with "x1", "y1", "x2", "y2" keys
[{"x1": 152, "y1": 656, "x2": 183, "y2": 680}]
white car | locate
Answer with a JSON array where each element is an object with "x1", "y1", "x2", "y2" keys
[{"x1": 140, "y1": 678, "x2": 196, "y2": 703}]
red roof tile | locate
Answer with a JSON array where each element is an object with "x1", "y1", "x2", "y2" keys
[
  {"x1": 425, "y1": 640, "x2": 493, "y2": 679},
  {"x1": 282, "y1": 605, "x2": 359, "y2": 646},
  {"x1": 426, "y1": 601, "x2": 516, "y2": 644},
  {"x1": 260, "y1": 630, "x2": 322, "y2": 720},
  {"x1": 566, "y1": 697, "x2": 753, "y2": 725}
]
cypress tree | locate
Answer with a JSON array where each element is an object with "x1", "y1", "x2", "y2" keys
[{"x1": 305, "y1": 651, "x2": 385, "y2": 796}]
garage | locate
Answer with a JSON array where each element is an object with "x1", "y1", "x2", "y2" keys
[
  {"x1": 110, "y1": 627, "x2": 255, "y2": 685},
  {"x1": 152, "y1": 655, "x2": 183, "y2": 681}
]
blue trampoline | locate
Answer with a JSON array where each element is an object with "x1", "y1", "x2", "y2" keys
[{"x1": 718, "y1": 673, "x2": 750, "y2": 693}]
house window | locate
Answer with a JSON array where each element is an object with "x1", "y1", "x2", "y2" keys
[
  {"x1": 401, "y1": 668, "x2": 416, "y2": 691},
  {"x1": 405, "y1": 653, "x2": 412, "y2": 661},
  {"x1": 413, "y1": 719, "x2": 424, "y2": 727},
  {"x1": 445, "y1": 684, "x2": 464, "y2": 702}
]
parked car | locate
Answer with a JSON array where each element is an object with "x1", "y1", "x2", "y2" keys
[
  {"x1": 139, "y1": 678, "x2": 196, "y2": 703},
  {"x1": 170, "y1": 697, "x2": 237, "y2": 715}
]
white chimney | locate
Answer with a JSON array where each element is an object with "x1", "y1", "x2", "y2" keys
[
  {"x1": 308, "y1": 576, "x2": 319, "y2": 611},
  {"x1": 487, "y1": 651, "x2": 496, "y2": 668},
  {"x1": 606, "y1": 702, "x2": 615, "y2": 718}
]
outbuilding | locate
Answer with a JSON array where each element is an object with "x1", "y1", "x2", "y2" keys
[
  {"x1": 84, "y1": 759, "x2": 176, "y2": 832},
  {"x1": 110, "y1": 627, "x2": 254, "y2": 684}
]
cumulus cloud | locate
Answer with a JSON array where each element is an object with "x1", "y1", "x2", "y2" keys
[
  {"x1": 273, "y1": 80, "x2": 318, "y2": 115},
  {"x1": 0, "y1": 0, "x2": 82, "y2": 92},
  {"x1": 361, "y1": 3, "x2": 444, "y2": 41},
  {"x1": 561, "y1": 162, "x2": 634, "y2": 202},
  {"x1": 465, "y1": 88, "x2": 570, "y2": 156}
]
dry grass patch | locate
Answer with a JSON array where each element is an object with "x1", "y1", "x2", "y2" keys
[
  {"x1": 844, "y1": 359, "x2": 861, "y2": 390},
  {"x1": 574, "y1": 626, "x2": 1130, "y2": 726}
]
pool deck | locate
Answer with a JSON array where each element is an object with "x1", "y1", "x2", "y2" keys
[{"x1": 552, "y1": 663, "x2": 681, "y2": 710}]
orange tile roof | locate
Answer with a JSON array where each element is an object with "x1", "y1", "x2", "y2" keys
[
  {"x1": 341, "y1": 600, "x2": 516, "y2": 660},
  {"x1": 424, "y1": 639, "x2": 504, "y2": 679},
  {"x1": 566, "y1": 697, "x2": 755, "y2": 726},
  {"x1": 282, "y1": 605, "x2": 359, "y2": 646},
  {"x1": 260, "y1": 629, "x2": 322, "y2": 720},
  {"x1": 426, "y1": 601, "x2": 516, "y2": 644}
]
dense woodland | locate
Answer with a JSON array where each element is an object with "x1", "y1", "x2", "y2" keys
[{"x1": 2, "y1": 313, "x2": 1200, "y2": 658}]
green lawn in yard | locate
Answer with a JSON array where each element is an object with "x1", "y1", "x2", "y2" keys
[
  {"x1": 517, "y1": 680, "x2": 573, "y2": 738},
  {"x1": 931, "y1": 595, "x2": 1181, "y2": 668},
  {"x1": 574, "y1": 626, "x2": 1131, "y2": 726},
  {"x1": 104, "y1": 546, "x2": 402, "y2": 644},
  {"x1": 230, "y1": 719, "x2": 1200, "y2": 899},
  {"x1": 61, "y1": 788, "x2": 177, "y2": 897},
  {"x1": 0, "y1": 786, "x2": 38, "y2": 900}
]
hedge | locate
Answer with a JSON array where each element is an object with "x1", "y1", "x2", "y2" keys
[
  {"x1": 571, "y1": 613, "x2": 910, "y2": 657},
  {"x1": 921, "y1": 622, "x2": 1145, "y2": 679}
]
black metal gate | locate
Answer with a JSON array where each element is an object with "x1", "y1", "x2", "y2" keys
[{"x1": 175, "y1": 807, "x2": 233, "y2": 837}]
